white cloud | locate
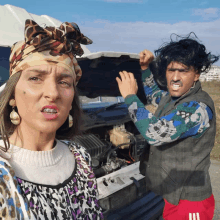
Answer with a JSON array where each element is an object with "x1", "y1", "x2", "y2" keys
[
  {"x1": 80, "y1": 19, "x2": 220, "y2": 66},
  {"x1": 193, "y1": 8, "x2": 220, "y2": 20}
]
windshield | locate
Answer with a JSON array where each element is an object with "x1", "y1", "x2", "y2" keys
[{"x1": 0, "y1": 46, "x2": 10, "y2": 86}]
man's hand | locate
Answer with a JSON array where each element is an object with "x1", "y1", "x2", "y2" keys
[
  {"x1": 139, "y1": 49, "x2": 154, "y2": 70},
  {"x1": 116, "y1": 71, "x2": 138, "y2": 99}
]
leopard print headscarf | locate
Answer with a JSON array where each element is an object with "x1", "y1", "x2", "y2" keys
[{"x1": 9, "y1": 19, "x2": 92, "y2": 84}]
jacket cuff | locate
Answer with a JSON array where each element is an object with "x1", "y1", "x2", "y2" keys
[
  {"x1": 124, "y1": 94, "x2": 140, "y2": 105},
  {"x1": 141, "y1": 68, "x2": 151, "y2": 81}
]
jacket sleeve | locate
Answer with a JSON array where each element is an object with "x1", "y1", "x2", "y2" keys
[
  {"x1": 0, "y1": 161, "x2": 31, "y2": 220},
  {"x1": 141, "y1": 68, "x2": 167, "y2": 106},
  {"x1": 124, "y1": 95, "x2": 213, "y2": 146}
]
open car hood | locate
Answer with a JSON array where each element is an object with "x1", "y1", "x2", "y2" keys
[
  {"x1": 77, "y1": 52, "x2": 141, "y2": 98},
  {"x1": 77, "y1": 51, "x2": 167, "y2": 103},
  {"x1": 77, "y1": 51, "x2": 148, "y2": 103},
  {"x1": 0, "y1": 49, "x2": 166, "y2": 103}
]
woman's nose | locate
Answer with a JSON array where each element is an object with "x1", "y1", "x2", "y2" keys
[{"x1": 43, "y1": 80, "x2": 60, "y2": 101}]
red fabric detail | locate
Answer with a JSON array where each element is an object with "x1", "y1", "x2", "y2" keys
[
  {"x1": 12, "y1": 53, "x2": 16, "y2": 63},
  {"x1": 16, "y1": 53, "x2": 22, "y2": 61},
  {"x1": 163, "y1": 194, "x2": 215, "y2": 220},
  {"x1": 21, "y1": 43, "x2": 26, "y2": 50},
  {"x1": 52, "y1": 41, "x2": 61, "y2": 47}
]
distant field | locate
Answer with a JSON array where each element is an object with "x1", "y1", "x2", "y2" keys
[{"x1": 201, "y1": 81, "x2": 220, "y2": 162}]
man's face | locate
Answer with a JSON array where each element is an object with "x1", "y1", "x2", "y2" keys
[{"x1": 166, "y1": 62, "x2": 200, "y2": 97}]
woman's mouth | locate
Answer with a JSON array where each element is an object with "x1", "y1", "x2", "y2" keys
[
  {"x1": 41, "y1": 106, "x2": 59, "y2": 120},
  {"x1": 42, "y1": 108, "x2": 58, "y2": 114},
  {"x1": 42, "y1": 113, "x2": 58, "y2": 120}
]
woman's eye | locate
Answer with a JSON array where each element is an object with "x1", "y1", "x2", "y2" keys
[{"x1": 59, "y1": 81, "x2": 71, "y2": 87}]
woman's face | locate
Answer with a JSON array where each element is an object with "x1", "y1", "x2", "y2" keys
[{"x1": 14, "y1": 64, "x2": 75, "y2": 135}]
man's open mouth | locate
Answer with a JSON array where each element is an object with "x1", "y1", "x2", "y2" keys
[
  {"x1": 172, "y1": 84, "x2": 181, "y2": 88},
  {"x1": 170, "y1": 81, "x2": 182, "y2": 89}
]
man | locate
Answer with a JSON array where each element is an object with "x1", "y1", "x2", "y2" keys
[{"x1": 116, "y1": 36, "x2": 219, "y2": 220}]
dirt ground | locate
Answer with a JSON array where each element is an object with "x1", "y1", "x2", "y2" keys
[
  {"x1": 201, "y1": 81, "x2": 220, "y2": 162},
  {"x1": 201, "y1": 81, "x2": 220, "y2": 219},
  {"x1": 210, "y1": 159, "x2": 220, "y2": 219}
]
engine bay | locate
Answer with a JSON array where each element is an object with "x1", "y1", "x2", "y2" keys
[{"x1": 73, "y1": 121, "x2": 148, "y2": 178}]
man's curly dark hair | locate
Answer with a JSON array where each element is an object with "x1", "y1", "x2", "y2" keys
[{"x1": 149, "y1": 32, "x2": 219, "y2": 89}]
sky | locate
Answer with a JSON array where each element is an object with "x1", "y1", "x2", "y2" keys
[{"x1": 1, "y1": 0, "x2": 220, "y2": 66}]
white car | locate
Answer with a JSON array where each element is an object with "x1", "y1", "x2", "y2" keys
[{"x1": 0, "y1": 4, "x2": 164, "y2": 219}]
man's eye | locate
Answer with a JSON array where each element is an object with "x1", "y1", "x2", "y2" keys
[
  {"x1": 180, "y1": 69, "x2": 189, "y2": 73},
  {"x1": 29, "y1": 77, "x2": 40, "y2": 81}
]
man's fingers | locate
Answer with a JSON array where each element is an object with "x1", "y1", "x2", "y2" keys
[
  {"x1": 119, "y1": 71, "x2": 136, "y2": 83},
  {"x1": 116, "y1": 71, "x2": 138, "y2": 98},
  {"x1": 119, "y1": 71, "x2": 126, "y2": 81},
  {"x1": 140, "y1": 49, "x2": 153, "y2": 58},
  {"x1": 139, "y1": 52, "x2": 146, "y2": 62},
  {"x1": 122, "y1": 71, "x2": 136, "y2": 81},
  {"x1": 116, "y1": 77, "x2": 121, "y2": 84},
  {"x1": 143, "y1": 55, "x2": 150, "y2": 63},
  {"x1": 139, "y1": 52, "x2": 144, "y2": 59},
  {"x1": 128, "y1": 72, "x2": 135, "y2": 80},
  {"x1": 139, "y1": 49, "x2": 154, "y2": 70},
  {"x1": 121, "y1": 71, "x2": 132, "y2": 80},
  {"x1": 139, "y1": 49, "x2": 148, "y2": 55},
  {"x1": 139, "y1": 49, "x2": 148, "y2": 57},
  {"x1": 140, "y1": 51, "x2": 148, "y2": 63}
]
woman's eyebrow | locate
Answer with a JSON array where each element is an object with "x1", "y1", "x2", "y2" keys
[
  {"x1": 27, "y1": 70, "x2": 73, "y2": 78},
  {"x1": 59, "y1": 73, "x2": 74, "y2": 78},
  {"x1": 28, "y1": 69, "x2": 48, "y2": 75}
]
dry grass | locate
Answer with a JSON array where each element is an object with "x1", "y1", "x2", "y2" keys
[{"x1": 201, "y1": 81, "x2": 220, "y2": 162}]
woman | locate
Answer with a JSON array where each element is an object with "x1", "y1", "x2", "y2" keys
[{"x1": 0, "y1": 19, "x2": 103, "y2": 219}]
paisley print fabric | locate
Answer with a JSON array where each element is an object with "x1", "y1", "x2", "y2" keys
[
  {"x1": 9, "y1": 19, "x2": 93, "y2": 84},
  {"x1": 0, "y1": 142, "x2": 103, "y2": 220},
  {"x1": 0, "y1": 162, "x2": 32, "y2": 219}
]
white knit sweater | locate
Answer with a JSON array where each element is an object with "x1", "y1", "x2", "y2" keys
[{"x1": 0, "y1": 139, "x2": 75, "y2": 185}]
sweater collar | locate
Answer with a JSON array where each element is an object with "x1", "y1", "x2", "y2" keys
[{"x1": 5, "y1": 139, "x2": 64, "y2": 167}]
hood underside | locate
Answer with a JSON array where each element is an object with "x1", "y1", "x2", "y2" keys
[
  {"x1": 0, "y1": 49, "x2": 166, "y2": 103},
  {"x1": 77, "y1": 52, "x2": 149, "y2": 103},
  {"x1": 77, "y1": 52, "x2": 141, "y2": 97}
]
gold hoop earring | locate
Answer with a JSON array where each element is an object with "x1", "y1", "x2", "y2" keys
[
  {"x1": 9, "y1": 99, "x2": 20, "y2": 125},
  {"x1": 68, "y1": 104, "x2": 73, "y2": 128},
  {"x1": 69, "y1": 114, "x2": 73, "y2": 128}
]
